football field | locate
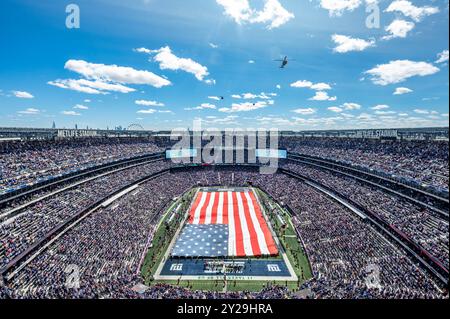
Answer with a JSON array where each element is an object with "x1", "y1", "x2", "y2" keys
[
  {"x1": 151, "y1": 187, "x2": 297, "y2": 282},
  {"x1": 173, "y1": 188, "x2": 278, "y2": 258},
  {"x1": 141, "y1": 186, "x2": 312, "y2": 291}
]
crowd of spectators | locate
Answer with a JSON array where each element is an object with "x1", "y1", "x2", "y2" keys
[
  {"x1": 1, "y1": 168, "x2": 446, "y2": 299},
  {"x1": 0, "y1": 160, "x2": 171, "y2": 268},
  {"x1": 280, "y1": 137, "x2": 449, "y2": 193},
  {"x1": 283, "y1": 162, "x2": 449, "y2": 270},
  {"x1": 0, "y1": 138, "x2": 163, "y2": 195},
  {"x1": 1, "y1": 134, "x2": 448, "y2": 299},
  {"x1": 2, "y1": 135, "x2": 447, "y2": 197},
  {"x1": 246, "y1": 171, "x2": 445, "y2": 299}
]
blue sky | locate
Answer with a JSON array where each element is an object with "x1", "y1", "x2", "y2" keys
[{"x1": 0, "y1": 0, "x2": 448, "y2": 130}]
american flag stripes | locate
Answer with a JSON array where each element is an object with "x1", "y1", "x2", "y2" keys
[{"x1": 187, "y1": 191, "x2": 278, "y2": 257}]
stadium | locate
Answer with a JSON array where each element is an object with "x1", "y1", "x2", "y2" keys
[
  {"x1": 1, "y1": 0, "x2": 449, "y2": 305},
  {"x1": 0, "y1": 127, "x2": 448, "y2": 299}
]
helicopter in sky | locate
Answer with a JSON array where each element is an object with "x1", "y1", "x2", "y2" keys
[{"x1": 274, "y1": 56, "x2": 295, "y2": 69}]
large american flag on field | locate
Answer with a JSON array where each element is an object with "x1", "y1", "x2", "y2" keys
[{"x1": 176, "y1": 190, "x2": 278, "y2": 257}]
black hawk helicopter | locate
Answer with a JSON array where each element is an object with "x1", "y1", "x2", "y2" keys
[{"x1": 274, "y1": 56, "x2": 295, "y2": 69}]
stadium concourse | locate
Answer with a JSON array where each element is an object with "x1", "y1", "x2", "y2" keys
[{"x1": 0, "y1": 133, "x2": 448, "y2": 299}]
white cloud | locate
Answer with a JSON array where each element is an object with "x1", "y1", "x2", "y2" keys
[
  {"x1": 219, "y1": 100, "x2": 273, "y2": 113},
  {"x1": 358, "y1": 113, "x2": 373, "y2": 120},
  {"x1": 135, "y1": 100, "x2": 165, "y2": 107},
  {"x1": 422, "y1": 97, "x2": 440, "y2": 101},
  {"x1": 204, "y1": 79, "x2": 217, "y2": 85},
  {"x1": 365, "y1": 60, "x2": 439, "y2": 85},
  {"x1": 134, "y1": 48, "x2": 151, "y2": 54},
  {"x1": 291, "y1": 80, "x2": 313, "y2": 88},
  {"x1": 197, "y1": 115, "x2": 239, "y2": 125},
  {"x1": 216, "y1": 0, "x2": 294, "y2": 29},
  {"x1": 137, "y1": 109, "x2": 157, "y2": 114},
  {"x1": 61, "y1": 110, "x2": 81, "y2": 116},
  {"x1": 185, "y1": 103, "x2": 217, "y2": 110},
  {"x1": 341, "y1": 112, "x2": 355, "y2": 118},
  {"x1": 18, "y1": 108, "x2": 40, "y2": 115},
  {"x1": 332, "y1": 34, "x2": 375, "y2": 53},
  {"x1": 13, "y1": 91, "x2": 34, "y2": 99},
  {"x1": 311, "y1": 83, "x2": 332, "y2": 90},
  {"x1": 309, "y1": 91, "x2": 337, "y2": 101},
  {"x1": 242, "y1": 93, "x2": 258, "y2": 99},
  {"x1": 319, "y1": 0, "x2": 362, "y2": 16},
  {"x1": 74, "y1": 104, "x2": 89, "y2": 110},
  {"x1": 49, "y1": 79, "x2": 103, "y2": 94},
  {"x1": 248, "y1": 60, "x2": 255, "y2": 64},
  {"x1": 64, "y1": 59, "x2": 171, "y2": 88},
  {"x1": 328, "y1": 103, "x2": 361, "y2": 112},
  {"x1": 291, "y1": 80, "x2": 332, "y2": 90},
  {"x1": 232, "y1": 92, "x2": 277, "y2": 99},
  {"x1": 136, "y1": 109, "x2": 173, "y2": 115},
  {"x1": 73, "y1": 79, "x2": 135, "y2": 93},
  {"x1": 48, "y1": 79, "x2": 135, "y2": 94},
  {"x1": 342, "y1": 102, "x2": 361, "y2": 110},
  {"x1": 256, "y1": 116, "x2": 295, "y2": 126},
  {"x1": 216, "y1": 0, "x2": 254, "y2": 25},
  {"x1": 276, "y1": 84, "x2": 281, "y2": 89},
  {"x1": 382, "y1": 19, "x2": 415, "y2": 40},
  {"x1": 371, "y1": 104, "x2": 389, "y2": 110},
  {"x1": 84, "y1": 99, "x2": 91, "y2": 103},
  {"x1": 385, "y1": 1, "x2": 439, "y2": 22},
  {"x1": 139, "y1": 46, "x2": 211, "y2": 82},
  {"x1": 375, "y1": 110, "x2": 396, "y2": 115},
  {"x1": 414, "y1": 109, "x2": 430, "y2": 114},
  {"x1": 198, "y1": 103, "x2": 217, "y2": 109},
  {"x1": 435, "y1": 50, "x2": 449, "y2": 64},
  {"x1": 393, "y1": 87, "x2": 413, "y2": 95},
  {"x1": 252, "y1": 0, "x2": 295, "y2": 29},
  {"x1": 328, "y1": 106, "x2": 343, "y2": 113},
  {"x1": 292, "y1": 108, "x2": 317, "y2": 115}
]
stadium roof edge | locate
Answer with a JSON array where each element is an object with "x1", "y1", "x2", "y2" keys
[{"x1": 0, "y1": 126, "x2": 448, "y2": 140}]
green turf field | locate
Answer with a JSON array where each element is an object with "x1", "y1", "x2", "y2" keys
[
  {"x1": 140, "y1": 187, "x2": 313, "y2": 292},
  {"x1": 255, "y1": 188, "x2": 313, "y2": 281},
  {"x1": 141, "y1": 189, "x2": 195, "y2": 283}
]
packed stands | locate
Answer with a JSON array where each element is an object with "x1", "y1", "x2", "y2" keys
[
  {"x1": 0, "y1": 138, "x2": 163, "y2": 195},
  {"x1": 283, "y1": 162, "x2": 449, "y2": 270},
  {"x1": 2, "y1": 168, "x2": 446, "y2": 299},
  {"x1": 0, "y1": 133, "x2": 448, "y2": 299},
  {"x1": 281, "y1": 137, "x2": 449, "y2": 194},
  {"x1": 0, "y1": 160, "x2": 171, "y2": 268}
]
